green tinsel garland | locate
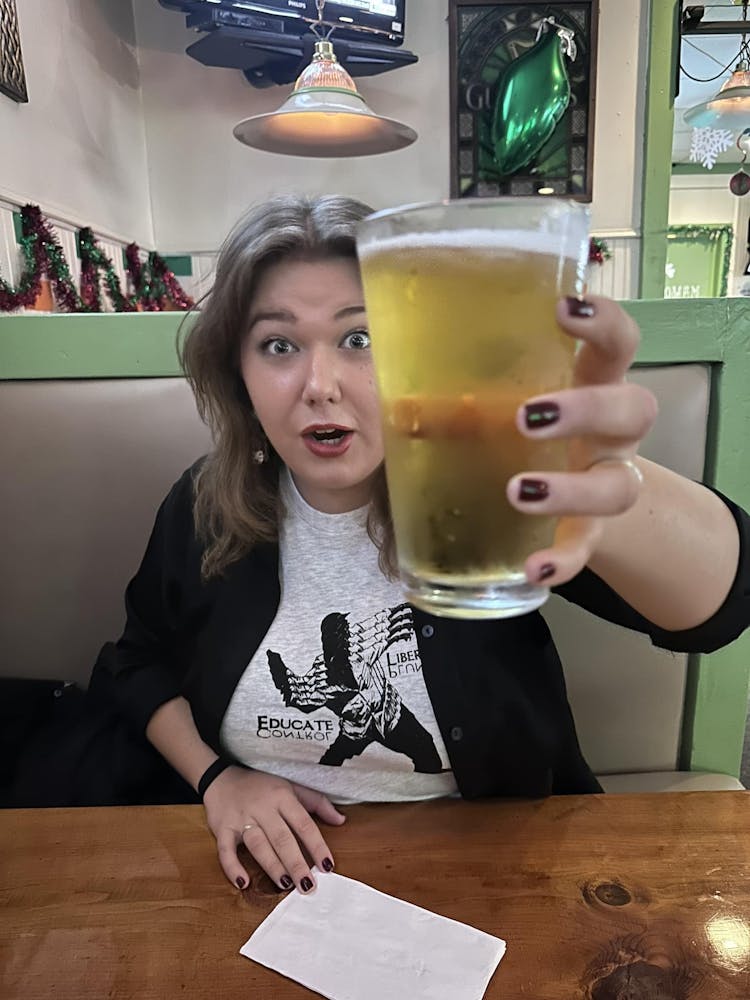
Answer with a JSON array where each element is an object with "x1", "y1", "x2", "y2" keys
[{"x1": 0, "y1": 204, "x2": 194, "y2": 313}]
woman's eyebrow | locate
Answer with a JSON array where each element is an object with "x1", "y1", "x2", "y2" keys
[
  {"x1": 248, "y1": 303, "x2": 365, "y2": 333},
  {"x1": 247, "y1": 308, "x2": 296, "y2": 332},
  {"x1": 334, "y1": 304, "x2": 366, "y2": 320}
]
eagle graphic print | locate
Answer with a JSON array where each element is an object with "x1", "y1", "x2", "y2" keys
[{"x1": 267, "y1": 603, "x2": 443, "y2": 773}]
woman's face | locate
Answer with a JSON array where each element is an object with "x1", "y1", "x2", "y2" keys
[{"x1": 240, "y1": 255, "x2": 384, "y2": 513}]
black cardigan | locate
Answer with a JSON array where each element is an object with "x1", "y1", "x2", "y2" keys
[{"x1": 101, "y1": 464, "x2": 750, "y2": 799}]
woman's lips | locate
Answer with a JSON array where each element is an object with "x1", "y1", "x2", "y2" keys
[{"x1": 302, "y1": 430, "x2": 353, "y2": 458}]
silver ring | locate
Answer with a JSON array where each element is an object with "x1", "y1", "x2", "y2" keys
[
  {"x1": 242, "y1": 823, "x2": 258, "y2": 833},
  {"x1": 586, "y1": 456, "x2": 644, "y2": 485}
]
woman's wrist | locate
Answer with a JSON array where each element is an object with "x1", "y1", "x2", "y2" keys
[{"x1": 197, "y1": 756, "x2": 237, "y2": 800}]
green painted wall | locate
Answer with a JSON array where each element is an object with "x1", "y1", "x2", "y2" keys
[{"x1": 640, "y1": 0, "x2": 680, "y2": 299}]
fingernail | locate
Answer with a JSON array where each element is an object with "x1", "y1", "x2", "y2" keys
[
  {"x1": 519, "y1": 478, "x2": 549, "y2": 502},
  {"x1": 236, "y1": 876, "x2": 246, "y2": 889},
  {"x1": 300, "y1": 876, "x2": 314, "y2": 893},
  {"x1": 538, "y1": 563, "x2": 556, "y2": 582},
  {"x1": 280, "y1": 874, "x2": 293, "y2": 890},
  {"x1": 524, "y1": 401, "x2": 560, "y2": 430},
  {"x1": 566, "y1": 296, "x2": 595, "y2": 318},
  {"x1": 322, "y1": 857, "x2": 334, "y2": 872}
]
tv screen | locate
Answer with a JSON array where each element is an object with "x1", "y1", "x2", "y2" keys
[{"x1": 158, "y1": 1, "x2": 406, "y2": 45}]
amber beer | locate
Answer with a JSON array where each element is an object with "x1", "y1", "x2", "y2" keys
[{"x1": 357, "y1": 200, "x2": 589, "y2": 619}]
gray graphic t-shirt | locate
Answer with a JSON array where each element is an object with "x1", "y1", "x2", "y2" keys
[{"x1": 220, "y1": 469, "x2": 458, "y2": 804}]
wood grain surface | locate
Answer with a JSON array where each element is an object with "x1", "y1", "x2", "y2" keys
[{"x1": 1, "y1": 792, "x2": 749, "y2": 999}]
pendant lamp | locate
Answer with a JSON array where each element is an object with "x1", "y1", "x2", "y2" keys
[
  {"x1": 233, "y1": 1, "x2": 416, "y2": 158},
  {"x1": 684, "y1": 0, "x2": 750, "y2": 129},
  {"x1": 684, "y1": 59, "x2": 750, "y2": 128}
]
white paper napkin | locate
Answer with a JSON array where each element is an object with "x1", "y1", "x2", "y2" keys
[{"x1": 240, "y1": 869, "x2": 506, "y2": 1000}]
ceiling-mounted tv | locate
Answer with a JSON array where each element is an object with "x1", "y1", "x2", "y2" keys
[
  {"x1": 158, "y1": 0, "x2": 406, "y2": 45},
  {"x1": 157, "y1": 0, "x2": 416, "y2": 86}
]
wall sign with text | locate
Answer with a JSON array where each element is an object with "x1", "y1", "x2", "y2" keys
[
  {"x1": 449, "y1": 1, "x2": 598, "y2": 199},
  {"x1": 665, "y1": 225, "x2": 734, "y2": 300}
]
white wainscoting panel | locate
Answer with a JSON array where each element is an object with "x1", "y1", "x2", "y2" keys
[{"x1": 587, "y1": 233, "x2": 641, "y2": 301}]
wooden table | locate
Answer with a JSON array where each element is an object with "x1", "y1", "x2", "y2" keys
[{"x1": 1, "y1": 792, "x2": 749, "y2": 999}]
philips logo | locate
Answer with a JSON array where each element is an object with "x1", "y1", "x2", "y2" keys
[{"x1": 287, "y1": 1, "x2": 306, "y2": 8}]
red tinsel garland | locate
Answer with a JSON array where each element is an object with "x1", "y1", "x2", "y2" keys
[
  {"x1": 125, "y1": 243, "x2": 144, "y2": 298},
  {"x1": 0, "y1": 232, "x2": 40, "y2": 311},
  {"x1": 0, "y1": 205, "x2": 82, "y2": 312},
  {"x1": 149, "y1": 252, "x2": 194, "y2": 311},
  {"x1": 79, "y1": 227, "x2": 135, "y2": 313},
  {"x1": 123, "y1": 243, "x2": 194, "y2": 311},
  {"x1": 0, "y1": 204, "x2": 194, "y2": 313}
]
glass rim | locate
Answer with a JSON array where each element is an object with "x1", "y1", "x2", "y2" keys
[{"x1": 360, "y1": 195, "x2": 590, "y2": 227}]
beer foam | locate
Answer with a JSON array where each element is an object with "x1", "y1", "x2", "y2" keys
[{"x1": 358, "y1": 228, "x2": 586, "y2": 262}]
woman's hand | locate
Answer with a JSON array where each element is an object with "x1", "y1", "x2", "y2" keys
[
  {"x1": 508, "y1": 295, "x2": 658, "y2": 587},
  {"x1": 203, "y1": 766, "x2": 346, "y2": 893}
]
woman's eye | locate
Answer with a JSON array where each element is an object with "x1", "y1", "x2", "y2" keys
[
  {"x1": 342, "y1": 329, "x2": 371, "y2": 350},
  {"x1": 262, "y1": 337, "x2": 296, "y2": 356}
]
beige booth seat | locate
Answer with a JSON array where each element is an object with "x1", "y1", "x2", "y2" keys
[
  {"x1": 0, "y1": 379, "x2": 212, "y2": 688},
  {"x1": 0, "y1": 367, "x2": 741, "y2": 792}
]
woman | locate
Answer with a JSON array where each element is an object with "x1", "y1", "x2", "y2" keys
[{"x1": 104, "y1": 194, "x2": 749, "y2": 897}]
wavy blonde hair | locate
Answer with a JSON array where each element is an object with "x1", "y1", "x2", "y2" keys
[{"x1": 179, "y1": 193, "x2": 395, "y2": 580}]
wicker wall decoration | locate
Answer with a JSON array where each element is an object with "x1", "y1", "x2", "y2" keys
[{"x1": 0, "y1": 0, "x2": 27, "y2": 104}]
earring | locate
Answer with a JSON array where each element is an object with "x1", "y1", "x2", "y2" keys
[{"x1": 249, "y1": 407, "x2": 268, "y2": 464}]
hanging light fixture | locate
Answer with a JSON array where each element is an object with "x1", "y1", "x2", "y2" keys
[
  {"x1": 684, "y1": 59, "x2": 750, "y2": 127},
  {"x1": 684, "y1": 1, "x2": 750, "y2": 128},
  {"x1": 233, "y1": 0, "x2": 417, "y2": 158}
]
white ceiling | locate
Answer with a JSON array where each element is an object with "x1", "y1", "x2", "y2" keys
[{"x1": 673, "y1": 2, "x2": 750, "y2": 164}]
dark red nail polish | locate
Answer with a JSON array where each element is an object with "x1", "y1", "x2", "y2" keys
[
  {"x1": 300, "y1": 876, "x2": 314, "y2": 893},
  {"x1": 519, "y1": 478, "x2": 549, "y2": 502},
  {"x1": 236, "y1": 876, "x2": 246, "y2": 889},
  {"x1": 524, "y1": 401, "x2": 560, "y2": 430},
  {"x1": 566, "y1": 296, "x2": 595, "y2": 318},
  {"x1": 322, "y1": 857, "x2": 334, "y2": 872},
  {"x1": 538, "y1": 563, "x2": 556, "y2": 582},
  {"x1": 280, "y1": 874, "x2": 293, "y2": 890}
]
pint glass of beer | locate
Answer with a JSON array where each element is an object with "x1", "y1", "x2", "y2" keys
[{"x1": 356, "y1": 198, "x2": 590, "y2": 619}]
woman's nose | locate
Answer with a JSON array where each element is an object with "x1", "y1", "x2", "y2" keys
[{"x1": 302, "y1": 347, "x2": 343, "y2": 406}]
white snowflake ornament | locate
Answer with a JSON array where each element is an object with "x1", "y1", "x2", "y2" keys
[{"x1": 689, "y1": 127, "x2": 735, "y2": 170}]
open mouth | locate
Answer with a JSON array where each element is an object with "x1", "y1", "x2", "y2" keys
[
  {"x1": 303, "y1": 426, "x2": 353, "y2": 455},
  {"x1": 313, "y1": 429, "x2": 345, "y2": 442},
  {"x1": 305, "y1": 427, "x2": 351, "y2": 444}
]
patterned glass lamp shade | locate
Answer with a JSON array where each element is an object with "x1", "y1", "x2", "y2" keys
[
  {"x1": 684, "y1": 62, "x2": 750, "y2": 128},
  {"x1": 233, "y1": 40, "x2": 417, "y2": 157}
]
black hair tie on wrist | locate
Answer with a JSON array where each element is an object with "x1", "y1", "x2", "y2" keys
[{"x1": 197, "y1": 756, "x2": 235, "y2": 800}]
